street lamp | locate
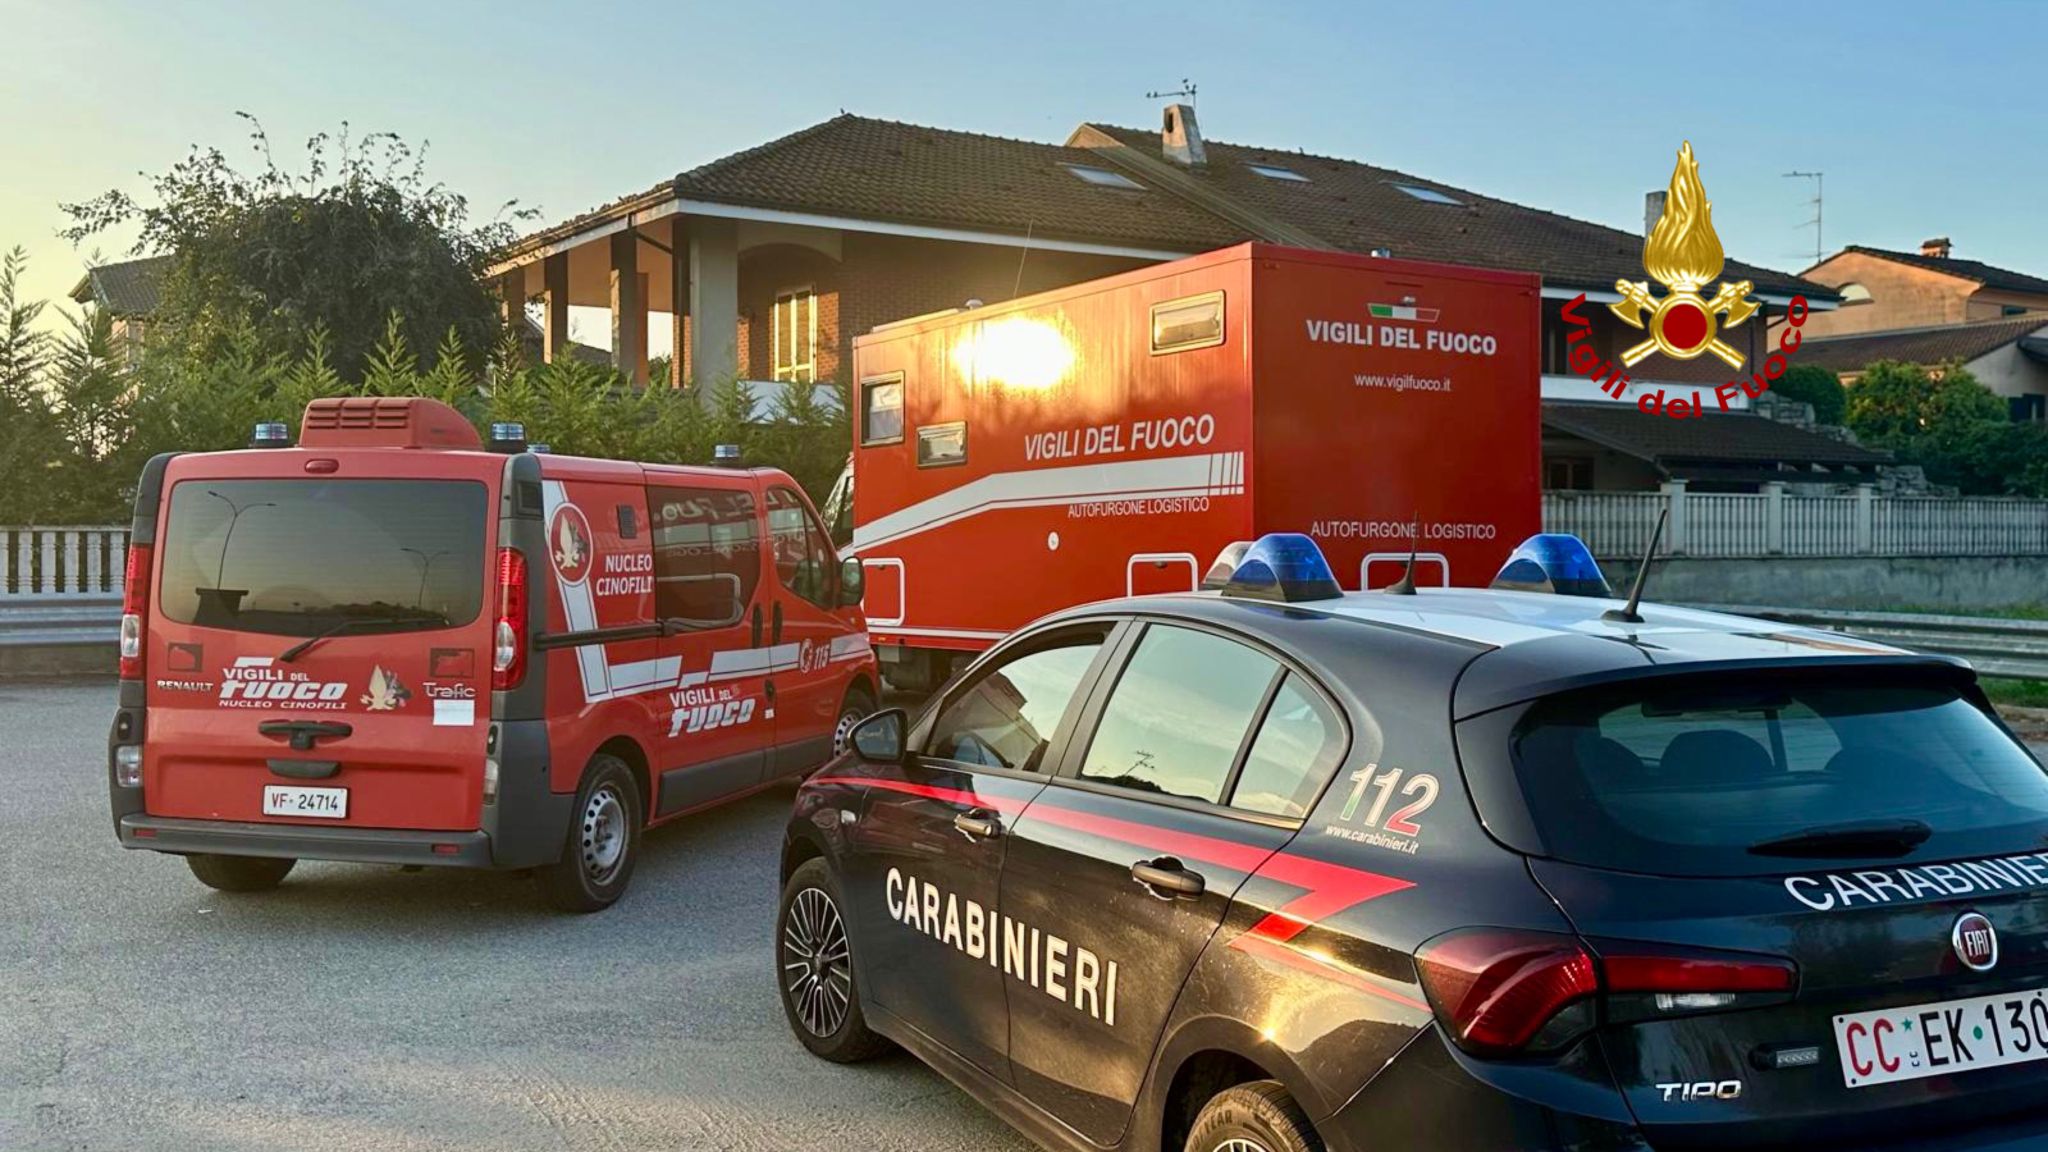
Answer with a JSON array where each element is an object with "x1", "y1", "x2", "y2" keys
[
  {"x1": 401, "y1": 547, "x2": 450, "y2": 609},
  {"x1": 206, "y1": 490, "x2": 274, "y2": 589}
]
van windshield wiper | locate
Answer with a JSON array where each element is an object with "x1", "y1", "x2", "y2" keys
[
  {"x1": 278, "y1": 615, "x2": 446, "y2": 663},
  {"x1": 1748, "y1": 819, "x2": 1933, "y2": 859}
]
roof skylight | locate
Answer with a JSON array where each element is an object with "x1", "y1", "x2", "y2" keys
[
  {"x1": 1062, "y1": 164, "x2": 1144, "y2": 191},
  {"x1": 1248, "y1": 163, "x2": 1309, "y2": 183},
  {"x1": 1391, "y1": 183, "x2": 1463, "y2": 206}
]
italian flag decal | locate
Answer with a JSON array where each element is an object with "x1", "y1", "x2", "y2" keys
[{"x1": 1368, "y1": 303, "x2": 1440, "y2": 323}]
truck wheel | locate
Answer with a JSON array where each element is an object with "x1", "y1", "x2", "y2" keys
[
  {"x1": 536, "y1": 754, "x2": 642, "y2": 914},
  {"x1": 1184, "y1": 1081, "x2": 1323, "y2": 1152},
  {"x1": 186, "y1": 854, "x2": 296, "y2": 893},
  {"x1": 777, "y1": 857, "x2": 892, "y2": 1062},
  {"x1": 832, "y1": 685, "x2": 878, "y2": 756}
]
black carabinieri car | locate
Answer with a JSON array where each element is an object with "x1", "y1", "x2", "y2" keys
[{"x1": 776, "y1": 533, "x2": 2048, "y2": 1152}]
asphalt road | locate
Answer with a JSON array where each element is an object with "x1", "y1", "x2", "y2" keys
[{"x1": 1, "y1": 680, "x2": 1030, "y2": 1152}]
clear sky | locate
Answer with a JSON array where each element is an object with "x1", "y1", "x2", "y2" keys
[{"x1": 4, "y1": 0, "x2": 2042, "y2": 345}]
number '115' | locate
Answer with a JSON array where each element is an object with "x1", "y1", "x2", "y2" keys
[{"x1": 1337, "y1": 764, "x2": 1438, "y2": 837}]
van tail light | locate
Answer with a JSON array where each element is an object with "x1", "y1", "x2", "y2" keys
[
  {"x1": 1414, "y1": 930, "x2": 1797, "y2": 1057},
  {"x1": 492, "y1": 547, "x2": 528, "y2": 690},
  {"x1": 119, "y1": 544, "x2": 152, "y2": 680}
]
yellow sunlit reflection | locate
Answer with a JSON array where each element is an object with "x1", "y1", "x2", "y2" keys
[{"x1": 951, "y1": 317, "x2": 1074, "y2": 391}]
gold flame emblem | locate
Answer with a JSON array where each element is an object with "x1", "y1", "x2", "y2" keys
[{"x1": 1611, "y1": 142, "x2": 1759, "y2": 368}]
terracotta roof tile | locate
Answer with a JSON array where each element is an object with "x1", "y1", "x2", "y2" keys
[
  {"x1": 1838, "y1": 245, "x2": 2048, "y2": 297},
  {"x1": 69, "y1": 255, "x2": 173, "y2": 316},
  {"x1": 1799, "y1": 315, "x2": 2048, "y2": 372}
]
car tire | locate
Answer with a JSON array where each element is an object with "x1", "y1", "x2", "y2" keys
[
  {"x1": 186, "y1": 853, "x2": 296, "y2": 893},
  {"x1": 1184, "y1": 1081, "x2": 1323, "y2": 1152},
  {"x1": 535, "y1": 754, "x2": 641, "y2": 914},
  {"x1": 777, "y1": 856, "x2": 892, "y2": 1062},
  {"x1": 832, "y1": 684, "x2": 878, "y2": 758}
]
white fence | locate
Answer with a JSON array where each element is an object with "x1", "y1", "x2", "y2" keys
[
  {"x1": 1, "y1": 527, "x2": 130, "y2": 600},
  {"x1": 1546, "y1": 485, "x2": 2048, "y2": 559}
]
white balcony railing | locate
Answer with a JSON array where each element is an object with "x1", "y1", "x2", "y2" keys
[
  {"x1": 0, "y1": 527, "x2": 130, "y2": 601},
  {"x1": 1544, "y1": 484, "x2": 2048, "y2": 559}
]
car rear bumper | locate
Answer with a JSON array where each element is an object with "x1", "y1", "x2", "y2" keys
[{"x1": 117, "y1": 814, "x2": 495, "y2": 868}]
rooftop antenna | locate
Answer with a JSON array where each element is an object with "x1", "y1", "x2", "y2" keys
[
  {"x1": 1382, "y1": 514, "x2": 1421, "y2": 596},
  {"x1": 1601, "y1": 507, "x2": 1669, "y2": 624},
  {"x1": 1145, "y1": 78, "x2": 1198, "y2": 108},
  {"x1": 1783, "y1": 170, "x2": 1824, "y2": 266}
]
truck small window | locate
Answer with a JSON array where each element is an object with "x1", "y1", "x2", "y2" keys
[
  {"x1": 862, "y1": 375, "x2": 904, "y2": 446},
  {"x1": 917, "y1": 422, "x2": 967, "y2": 468},
  {"x1": 1151, "y1": 291, "x2": 1225, "y2": 354}
]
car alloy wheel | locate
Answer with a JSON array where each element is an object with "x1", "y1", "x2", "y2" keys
[{"x1": 783, "y1": 886, "x2": 853, "y2": 1038}]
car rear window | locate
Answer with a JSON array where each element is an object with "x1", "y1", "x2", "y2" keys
[
  {"x1": 1498, "y1": 672, "x2": 2048, "y2": 877},
  {"x1": 159, "y1": 479, "x2": 488, "y2": 637}
]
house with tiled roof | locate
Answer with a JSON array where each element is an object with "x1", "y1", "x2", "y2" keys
[
  {"x1": 1797, "y1": 238, "x2": 2048, "y2": 339},
  {"x1": 491, "y1": 107, "x2": 1863, "y2": 491},
  {"x1": 69, "y1": 254, "x2": 174, "y2": 364},
  {"x1": 1801, "y1": 314, "x2": 2048, "y2": 422}
]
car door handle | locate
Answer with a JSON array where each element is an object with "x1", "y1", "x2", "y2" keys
[
  {"x1": 1131, "y1": 857, "x2": 1205, "y2": 898},
  {"x1": 953, "y1": 810, "x2": 1002, "y2": 840}
]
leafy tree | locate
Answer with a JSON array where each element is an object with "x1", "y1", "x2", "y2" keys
[
  {"x1": 1772, "y1": 362, "x2": 1847, "y2": 425},
  {"x1": 1846, "y1": 359, "x2": 2043, "y2": 495},
  {"x1": 0, "y1": 248, "x2": 62, "y2": 521},
  {"x1": 61, "y1": 116, "x2": 531, "y2": 379}
]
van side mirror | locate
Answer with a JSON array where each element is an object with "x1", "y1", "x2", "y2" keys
[
  {"x1": 850, "y1": 708, "x2": 906, "y2": 764},
  {"x1": 838, "y1": 557, "x2": 866, "y2": 607}
]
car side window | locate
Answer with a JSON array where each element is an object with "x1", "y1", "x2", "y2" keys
[
  {"x1": 767, "y1": 485, "x2": 835, "y2": 608},
  {"x1": 648, "y1": 484, "x2": 759, "y2": 625},
  {"x1": 1231, "y1": 674, "x2": 1345, "y2": 819},
  {"x1": 1078, "y1": 625, "x2": 1278, "y2": 805},
  {"x1": 925, "y1": 631, "x2": 1106, "y2": 773}
]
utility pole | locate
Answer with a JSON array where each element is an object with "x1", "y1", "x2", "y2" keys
[{"x1": 1783, "y1": 170, "x2": 1824, "y2": 267}]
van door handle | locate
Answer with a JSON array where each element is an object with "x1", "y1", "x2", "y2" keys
[
  {"x1": 1131, "y1": 857, "x2": 1205, "y2": 898},
  {"x1": 751, "y1": 605, "x2": 763, "y2": 648},
  {"x1": 772, "y1": 602, "x2": 784, "y2": 645},
  {"x1": 953, "y1": 809, "x2": 1002, "y2": 840}
]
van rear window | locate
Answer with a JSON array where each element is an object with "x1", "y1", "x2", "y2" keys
[
  {"x1": 159, "y1": 479, "x2": 488, "y2": 637},
  {"x1": 1496, "y1": 673, "x2": 2048, "y2": 877}
]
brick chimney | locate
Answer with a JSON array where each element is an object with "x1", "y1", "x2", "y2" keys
[
  {"x1": 1921, "y1": 236, "x2": 1952, "y2": 259},
  {"x1": 1162, "y1": 103, "x2": 1205, "y2": 167}
]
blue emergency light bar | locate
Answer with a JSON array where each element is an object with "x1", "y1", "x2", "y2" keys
[
  {"x1": 1217, "y1": 533, "x2": 1344, "y2": 604},
  {"x1": 1490, "y1": 533, "x2": 1613, "y2": 598}
]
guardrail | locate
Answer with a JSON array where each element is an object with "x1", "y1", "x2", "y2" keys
[
  {"x1": 1706, "y1": 604, "x2": 2048, "y2": 680},
  {"x1": 0, "y1": 596, "x2": 121, "y2": 648}
]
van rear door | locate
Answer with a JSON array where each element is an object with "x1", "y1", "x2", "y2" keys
[{"x1": 143, "y1": 461, "x2": 496, "y2": 832}]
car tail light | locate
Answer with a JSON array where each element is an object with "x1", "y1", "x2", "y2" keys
[
  {"x1": 1415, "y1": 929, "x2": 1598, "y2": 1056},
  {"x1": 1415, "y1": 929, "x2": 1800, "y2": 1057},
  {"x1": 119, "y1": 544, "x2": 152, "y2": 680},
  {"x1": 492, "y1": 547, "x2": 528, "y2": 690}
]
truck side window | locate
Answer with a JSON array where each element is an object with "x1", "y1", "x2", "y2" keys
[
  {"x1": 861, "y1": 374, "x2": 904, "y2": 446},
  {"x1": 1078, "y1": 625, "x2": 1278, "y2": 806},
  {"x1": 648, "y1": 484, "x2": 759, "y2": 626},
  {"x1": 767, "y1": 485, "x2": 835, "y2": 608},
  {"x1": 1230, "y1": 675, "x2": 1345, "y2": 820}
]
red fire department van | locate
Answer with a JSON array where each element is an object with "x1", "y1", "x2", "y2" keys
[
  {"x1": 842, "y1": 242, "x2": 1541, "y2": 691},
  {"x1": 107, "y1": 397, "x2": 877, "y2": 912}
]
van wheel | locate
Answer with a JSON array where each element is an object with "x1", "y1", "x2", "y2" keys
[
  {"x1": 186, "y1": 854, "x2": 296, "y2": 893},
  {"x1": 536, "y1": 754, "x2": 641, "y2": 914},
  {"x1": 777, "y1": 857, "x2": 891, "y2": 1062},
  {"x1": 832, "y1": 685, "x2": 878, "y2": 757},
  {"x1": 1184, "y1": 1081, "x2": 1323, "y2": 1152}
]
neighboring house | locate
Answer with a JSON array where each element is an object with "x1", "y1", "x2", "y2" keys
[
  {"x1": 1801, "y1": 314, "x2": 2048, "y2": 422},
  {"x1": 1541, "y1": 403, "x2": 1888, "y2": 493},
  {"x1": 68, "y1": 254, "x2": 173, "y2": 365},
  {"x1": 1796, "y1": 239, "x2": 2048, "y2": 338},
  {"x1": 490, "y1": 107, "x2": 1853, "y2": 490}
]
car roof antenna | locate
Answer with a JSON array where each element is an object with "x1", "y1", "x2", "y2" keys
[
  {"x1": 1601, "y1": 507, "x2": 1669, "y2": 624},
  {"x1": 1383, "y1": 514, "x2": 1421, "y2": 596}
]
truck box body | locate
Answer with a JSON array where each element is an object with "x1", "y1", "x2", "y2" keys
[{"x1": 848, "y1": 243, "x2": 1541, "y2": 668}]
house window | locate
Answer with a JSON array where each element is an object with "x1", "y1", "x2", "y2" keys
[
  {"x1": 2003, "y1": 304, "x2": 2032, "y2": 317},
  {"x1": 772, "y1": 288, "x2": 817, "y2": 383},
  {"x1": 1546, "y1": 456, "x2": 1594, "y2": 490}
]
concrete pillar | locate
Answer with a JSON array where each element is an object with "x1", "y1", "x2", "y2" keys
[
  {"x1": 541, "y1": 253, "x2": 570, "y2": 365},
  {"x1": 1855, "y1": 483, "x2": 1876, "y2": 554},
  {"x1": 689, "y1": 216, "x2": 740, "y2": 393},
  {"x1": 498, "y1": 270, "x2": 527, "y2": 336},
  {"x1": 670, "y1": 215, "x2": 690, "y2": 389},
  {"x1": 1763, "y1": 481, "x2": 1787, "y2": 555},
  {"x1": 610, "y1": 230, "x2": 647, "y2": 386},
  {"x1": 1660, "y1": 479, "x2": 1688, "y2": 556}
]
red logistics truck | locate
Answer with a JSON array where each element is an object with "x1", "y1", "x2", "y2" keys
[{"x1": 839, "y1": 242, "x2": 1543, "y2": 692}]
